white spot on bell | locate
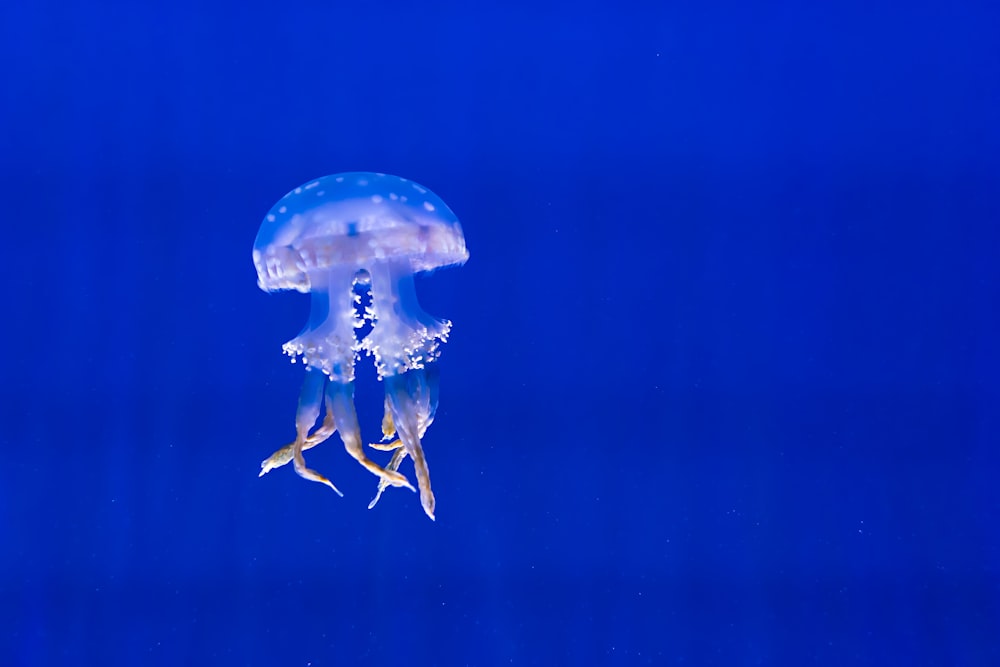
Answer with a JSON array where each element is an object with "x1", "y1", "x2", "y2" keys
[{"x1": 423, "y1": 201, "x2": 435, "y2": 211}]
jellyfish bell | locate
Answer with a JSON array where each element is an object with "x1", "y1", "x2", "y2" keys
[
  {"x1": 253, "y1": 172, "x2": 468, "y2": 520},
  {"x1": 253, "y1": 172, "x2": 468, "y2": 293}
]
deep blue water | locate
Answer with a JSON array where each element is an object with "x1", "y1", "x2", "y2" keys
[{"x1": 1, "y1": 1, "x2": 998, "y2": 665}]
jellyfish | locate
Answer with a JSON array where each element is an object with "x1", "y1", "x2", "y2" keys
[{"x1": 252, "y1": 172, "x2": 469, "y2": 520}]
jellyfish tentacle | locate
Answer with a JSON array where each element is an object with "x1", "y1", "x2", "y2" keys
[
  {"x1": 380, "y1": 395, "x2": 396, "y2": 441},
  {"x1": 368, "y1": 394, "x2": 407, "y2": 509},
  {"x1": 368, "y1": 367, "x2": 439, "y2": 511},
  {"x1": 368, "y1": 439, "x2": 403, "y2": 452},
  {"x1": 284, "y1": 368, "x2": 343, "y2": 495},
  {"x1": 385, "y1": 371, "x2": 436, "y2": 520},
  {"x1": 307, "y1": 400, "x2": 338, "y2": 448},
  {"x1": 368, "y1": 447, "x2": 409, "y2": 510},
  {"x1": 325, "y1": 380, "x2": 415, "y2": 492},
  {"x1": 258, "y1": 398, "x2": 336, "y2": 476},
  {"x1": 291, "y1": 440, "x2": 342, "y2": 496}
]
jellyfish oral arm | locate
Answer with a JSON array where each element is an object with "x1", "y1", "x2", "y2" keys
[
  {"x1": 354, "y1": 258, "x2": 449, "y2": 520},
  {"x1": 362, "y1": 259, "x2": 452, "y2": 378},
  {"x1": 281, "y1": 264, "x2": 361, "y2": 382}
]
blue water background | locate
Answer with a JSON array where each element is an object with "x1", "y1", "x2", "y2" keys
[{"x1": 1, "y1": 1, "x2": 998, "y2": 665}]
